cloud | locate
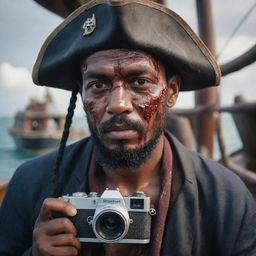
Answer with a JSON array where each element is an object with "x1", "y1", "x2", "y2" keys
[
  {"x1": 0, "y1": 62, "x2": 84, "y2": 117},
  {"x1": 0, "y1": 62, "x2": 35, "y2": 89},
  {"x1": 0, "y1": 62, "x2": 45, "y2": 116}
]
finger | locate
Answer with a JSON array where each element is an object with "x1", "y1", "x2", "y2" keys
[
  {"x1": 40, "y1": 245, "x2": 79, "y2": 256},
  {"x1": 37, "y1": 198, "x2": 77, "y2": 222},
  {"x1": 51, "y1": 233, "x2": 81, "y2": 250},
  {"x1": 39, "y1": 217, "x2": 78, "y2": 236}
]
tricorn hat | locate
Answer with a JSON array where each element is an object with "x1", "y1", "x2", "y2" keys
[{"x1": 32, "y1": 0, "x2": 221, "y2": 91}]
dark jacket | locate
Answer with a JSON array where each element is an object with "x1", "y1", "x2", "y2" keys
[{"x1": 0, "y1": 133, "x2": 256, "y2": 256}]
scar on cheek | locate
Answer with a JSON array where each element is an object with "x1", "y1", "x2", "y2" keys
[
  {"x1": 138, "y1": 88, "x2": 167, "y2": 122},
  {"x1": 83, "y1": 99, "x2": 95, "y2": 112},
  {"x1": 84, "y1": 105, "x2": 98, "y2": 124}
]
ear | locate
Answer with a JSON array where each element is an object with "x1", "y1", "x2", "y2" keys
[{"x1": 166, "y1": 75, "x2": 181, "y2": 107}]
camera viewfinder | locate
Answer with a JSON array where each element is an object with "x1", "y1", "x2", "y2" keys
[{"x1": 130, "y1": 199, "x2": 144, "y2": 209}]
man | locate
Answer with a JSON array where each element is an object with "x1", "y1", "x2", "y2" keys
[{"x1": 0, "y1": 0, "x2": 255, "y2": 255}]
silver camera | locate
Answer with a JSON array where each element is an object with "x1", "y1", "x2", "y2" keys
[{"x1": 62, "y1": 189, "x2": 155, "y2": 244}]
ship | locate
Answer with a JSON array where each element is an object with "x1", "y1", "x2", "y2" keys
[{"x1": 8, "y1": 89, "x2": 87, "y2": 155}]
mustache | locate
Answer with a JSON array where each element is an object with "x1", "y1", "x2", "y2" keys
[{"x1": 99, "y1": 115, "x2": 144, "y2": 134}]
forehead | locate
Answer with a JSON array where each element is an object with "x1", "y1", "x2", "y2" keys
[{"x1": 81, "y1": 49, "x2": 162, "y2": 71}]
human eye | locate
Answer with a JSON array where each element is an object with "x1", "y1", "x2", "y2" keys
[
  {"x1": 134, "y1": 78, "x2": 148, "y2": 85},
  {"x1": 131, "y1": 78, "x2": 152, "y2": 89},
  {"x1": 86, "y1": 81, "x2": 110, "y2": 91}
]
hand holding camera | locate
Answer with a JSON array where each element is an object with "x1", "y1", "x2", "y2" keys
[{"x1": 32, "y1": 198, "x2": 81, "y2": 256}]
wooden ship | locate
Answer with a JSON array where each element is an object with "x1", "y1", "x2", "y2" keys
[
  {"x1": 0, "y1": 0, "x2": 255, "y2": 202},
  {"x1": 8, "y1": 89, "x2": 87, "y2": 155}
]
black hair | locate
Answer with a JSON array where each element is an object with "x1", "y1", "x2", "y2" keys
[
  {"x1": 52, "y1": 86, "x2": 79, "y2": 198},
  {"x1": 166, "y1": 66, "x2": 176, "y2": 79}
]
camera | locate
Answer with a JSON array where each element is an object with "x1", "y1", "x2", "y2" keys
[{"x1": 61, "y1": 189, "x2": 155, "y2": 244}]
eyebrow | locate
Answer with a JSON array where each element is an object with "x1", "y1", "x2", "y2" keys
[
  {"x1": 82, "y1": 71, "x2": 110, "y2": 81},
  {"x1": 82, "y1": 65, "x2": 158, "y2": 80},
  {"x1": 123, "y1": 68, "x2": 158, "y2": 78}
]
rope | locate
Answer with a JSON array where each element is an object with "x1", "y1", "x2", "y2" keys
[{"x1": 217, "y1": 1, "x2": 256, "y2": 59}]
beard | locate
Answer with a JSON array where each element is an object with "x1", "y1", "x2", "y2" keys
[{"x1": 86, "y1": 114, "x2": 166, "y2": 169}]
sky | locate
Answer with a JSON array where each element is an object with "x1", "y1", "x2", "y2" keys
[{"x1": 0, "y1": 0, "x2": 255, "y2": 117}]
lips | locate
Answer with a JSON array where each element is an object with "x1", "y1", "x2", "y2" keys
[{"x1": 104, "y1": 126, "x2": 138, "y2": 140}]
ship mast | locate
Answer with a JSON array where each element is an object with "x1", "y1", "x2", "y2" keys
[{"x1": 195, "y1": 0, "x2": 218, "y2": 157}]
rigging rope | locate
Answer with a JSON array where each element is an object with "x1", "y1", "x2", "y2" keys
[{"x1": 217, "y1": 1, "x2": 256, "y2": 59}]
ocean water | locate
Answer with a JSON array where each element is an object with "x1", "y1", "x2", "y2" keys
[
  {"x1": 0, "y1": 117, "x2": 32, "y2": 179},
  {"x1": 0, "y1": 114, "x2": 242, "y2": 180}
]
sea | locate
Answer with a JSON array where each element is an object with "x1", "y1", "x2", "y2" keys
[{"x1": 0, "y1": 114, "x2": 242, "y2": 180}]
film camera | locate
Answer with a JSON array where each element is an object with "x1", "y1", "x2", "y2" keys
[{"x1": 61, "y1": 189, "x2": 155, "y2": 243}]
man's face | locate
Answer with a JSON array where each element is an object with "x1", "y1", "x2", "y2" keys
[{"x1": 81, "y1": 49, "x2": 179, "y2": 168}]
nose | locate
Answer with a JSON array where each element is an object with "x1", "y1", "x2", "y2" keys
[{"x1": 106, "y1": 85, "x2": 133, "y2": 115}]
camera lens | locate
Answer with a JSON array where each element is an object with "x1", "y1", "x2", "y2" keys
[{"x1": 95, "y1": 212, "x2": 126, "y2": 241}]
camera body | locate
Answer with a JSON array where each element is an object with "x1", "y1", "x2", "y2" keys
[{"x1": 61, "y1": 189, "x2": 153, "y2": 244}]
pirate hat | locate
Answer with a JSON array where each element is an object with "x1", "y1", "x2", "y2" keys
[{"x1": 32, "y1": 0, "x2": 221, "y2": 91}]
